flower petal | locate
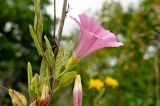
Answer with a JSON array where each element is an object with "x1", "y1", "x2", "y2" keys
[
  {"x1": 79, "y1": 13, "x2": 106, "y2": 38},
  {"x1": 84, "y1": 32, "x2": 123, "y2": 56},
  {"x1": 74, "y1": 29, "x2": 97, "y2": 57}
]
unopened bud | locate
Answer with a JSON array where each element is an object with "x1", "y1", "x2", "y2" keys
[
  {"x1": 40, "y1": 85, "x2": 49, "y2": 106},
  {"x1": 8, "y1": 89, "x2": 27, "y2": 106},
  {"x1": 73, "y1": 75, "x2": 83, "y2": 106}
]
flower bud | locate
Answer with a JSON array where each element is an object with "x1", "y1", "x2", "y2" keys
[
  {"x1": 8, "y1": 89, "x2": 27, "y2": 106},
  {"x1": 73, "y1": 75, "x2": 83, "y2": 106},
  {"x1": 40, "y1": 85, "x2": 49, "y2": 106}
]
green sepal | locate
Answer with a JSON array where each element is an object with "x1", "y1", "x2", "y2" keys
[
  {"x1": 64, "y1": 56, "x2": 79, "y2": 73},
  {"x1": 59, "y1": 71, "x2": 76, "y2": 87}
]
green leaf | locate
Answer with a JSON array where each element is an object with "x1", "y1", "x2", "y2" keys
[
  {"x1": 44, "y1": 35, "x2": 52, "y2": 51},
  {"x1": 27, "y1": 62, "x2": 33, "y2": 96},
  {"x1": 59, "y1": 71, "x2": 76, "y2": 87},
  {"x1": 44, "y1": 36, "x2": 55, "y2": 68},
  {"x1": 40, "y1": 59, "x2": 51, "y2": 91},
  {"x1": 29, "y1": 24, "x2": 43, "y2": 56},
  {"x1": 55, "y1": 45, "x2": 64, "y2": 80},
  {"x1": 44, "y1": 49, "x2": 54, "y2": 68},
  {"x1": 32, "y1": 0, "x2": 43, "y2": 41}
]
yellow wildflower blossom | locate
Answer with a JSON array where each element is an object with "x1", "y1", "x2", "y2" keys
[
  {"x1": 105, "y1": 76, "x2": 119, "y2": 89},
  {"x1": 89, "y1": 79, "x2": 104, "y2": 90}
]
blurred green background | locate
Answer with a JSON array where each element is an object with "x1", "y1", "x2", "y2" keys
[{"x1": 0, "y1": 0, "x2": 160, "y2": 106}]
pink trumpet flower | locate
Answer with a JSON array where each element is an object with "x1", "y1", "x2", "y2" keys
[{"x1": 71, "y1": 13, "x2": 123, "y2": 58}]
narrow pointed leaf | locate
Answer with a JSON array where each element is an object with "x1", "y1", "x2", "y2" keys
[
  {"x1": 44, "y1": 35, "x2": 52, "y2": 51},
  {"x1": 27, "y1": 62, "x2": 33, "y2": 96},
  {"x1": 29, "y1": 24, "x2": 43, "y2": 55},
  {"x1": 44, "y1": 49, "x2": 54, "y2": 68},
  {"x1": 32, "y1": 0, "x2": 43, "y2": 41},
  {"x1": 44, "y1": 36, "x2": 55, "y2": 67}
]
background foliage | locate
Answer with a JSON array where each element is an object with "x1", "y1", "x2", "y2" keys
[
  {"x1": 0, "y1": 0, "x2": 160, "y2": 106},
  {"x1": 0, "y1": 0, "x2": 53, "y2": 105}
]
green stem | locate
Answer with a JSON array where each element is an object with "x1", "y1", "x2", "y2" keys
[
  {"x1": 48, "y1": 0, "x2": 68, "y2": 104},
  {"x1": 154, "y1": 54, "x2": 160, "y2": 106}
]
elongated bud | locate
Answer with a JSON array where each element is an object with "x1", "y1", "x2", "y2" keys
[
  {"x1": 40, "y1": 85, "x2": 49, "y2": 106},
  {"x1": 73, "y1": 75, "x2": 83, "y2": 106},
  {"x1": 8, "y1": 89, "x2": 27, "y2": 106}
]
